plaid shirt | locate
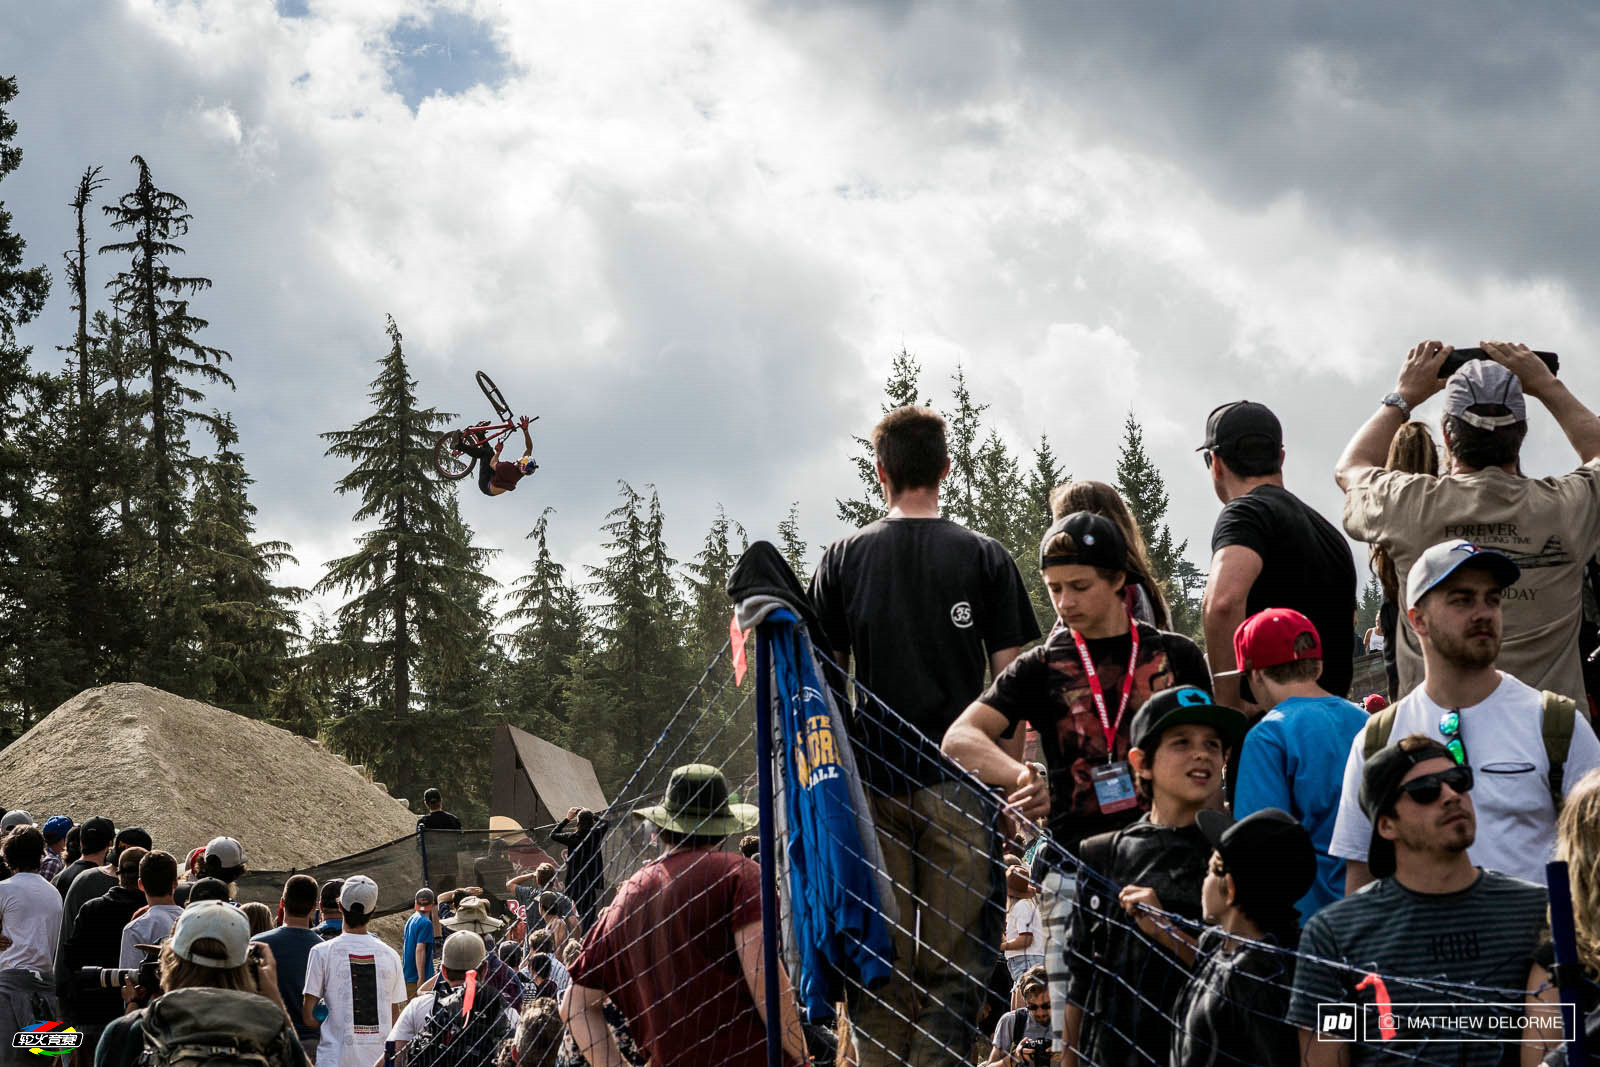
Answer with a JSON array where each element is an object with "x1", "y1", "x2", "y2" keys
[{"x1": 38, "y1": 848, "x2": 63, "y2": 884}]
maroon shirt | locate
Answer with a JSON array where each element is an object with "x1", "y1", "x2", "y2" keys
[
  {"x1": 569, "y1": 849, "x2": 774, "y2": 1067},
  {"x1": 489, "y1": 461, "x2": 526, "y2": 492}
]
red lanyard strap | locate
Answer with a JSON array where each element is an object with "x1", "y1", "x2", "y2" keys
[{"x1": 1072, "y1": 624, "x2": 1140, "y2": 753}]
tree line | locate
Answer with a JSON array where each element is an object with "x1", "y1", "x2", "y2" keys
[{"x1": 0, "y1": 75, "x2": 1209, "y2": 825}]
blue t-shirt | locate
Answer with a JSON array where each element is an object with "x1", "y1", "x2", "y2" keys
[
  {"x1": 252, "y1": 925, "x2": 325, "y2": 1041},
  {"x1": 402, "y1": 911, "x2": 436, "y2": 983},
  {"x1": 1232, "y1": 694, "x2": 1368, "y2": 924}
]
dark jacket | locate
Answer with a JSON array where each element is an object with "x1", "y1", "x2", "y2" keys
[
  {"x1": 551, "y1": 811, "x2": 609, "y2": 929},
  {"x1": 59, "y1": 886, "x2": 146, "y2": 1028}
]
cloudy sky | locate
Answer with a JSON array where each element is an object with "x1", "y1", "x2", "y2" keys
[{"x1": 6, "y1": 0, "x2": 1599, "y2": 614}]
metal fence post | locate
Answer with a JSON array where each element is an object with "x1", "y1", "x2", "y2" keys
[
  {"x1": 1547, "y1": 860, "x2": 1588, "y2": 1065},
  {"x1": 417, "y1": 824, "x2": 431, "y2": 890},
  {"x1": 755, "y1": 623, "x2": 784, "y2": 1067}
]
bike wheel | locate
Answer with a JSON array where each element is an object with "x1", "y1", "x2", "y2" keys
[
  {"x1": 433, "y1": 431, "x2": 476, "y2": 480},
  {"x1": 476, "y1": 371, "x2": 513, "y2": 423}
]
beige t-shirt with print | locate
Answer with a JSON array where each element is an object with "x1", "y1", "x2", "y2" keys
[{"x1": 1343, "y1": 461, "x2": 1600, "y2": 703}]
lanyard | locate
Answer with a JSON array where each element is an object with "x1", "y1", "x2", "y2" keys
[{"x1": 1072, "y1": 623, "x2": 1140, "y2": 755}]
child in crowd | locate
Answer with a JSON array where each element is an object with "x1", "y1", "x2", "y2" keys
[
  {"x1": 1001, "y1": 865, "x2": 1043, "y2": 983},
  {"x1": 1170, "y1": 807, "x2": 1316, "y2": 1067},
  {"x1": 1062, "y1": 686, "x2": 1244, "y2": 1067}
]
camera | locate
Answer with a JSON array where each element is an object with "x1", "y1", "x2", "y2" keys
[
  {"x1": 1437, "y1": 347, "x2": 1559, "y2": 379},
  {"x1": 1017, "y1": 1037, "x2": 1051, "y2": 1065},
  {"x1": 81, "y1": 957, "x2": 160, "y2": 994}
]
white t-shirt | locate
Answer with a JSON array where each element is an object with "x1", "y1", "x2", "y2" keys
[
  {"x1": 1329, "y1": 672, "x2": 1600, "y2": 885},
  {"x1": 304, "y1": 932, "x2": 407, "y2": 1067},
  {"x1": 0, "y1": 872, "x2": 63, "y2": 972},
  {"x1": 388, "y1": 987, "x2": 518, "y2": 1046},
  {"x1": 1004, "y1": 897, "x2": 1042, "y2": 960}
]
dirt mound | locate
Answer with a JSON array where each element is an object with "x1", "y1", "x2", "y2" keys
[{"x1": 0, "y1": 683, "x2": 419, "y2": 869}]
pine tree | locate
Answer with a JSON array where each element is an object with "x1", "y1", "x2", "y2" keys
[
  {"x1": 837, "y1": 348, "x2": 925, "y2": 528},
  {"x1": 1358, "y1": 573, "x2": 1383, "y2": 636},
  {"x1": 99, "y1": 155, "x2": 232, "y2": 582},
  {"x1": 504, "y1": 509, "x2": 588, "y2": 747},
  {"x1": 1114, "y1": 412, "x2": 1202, "y2": 640},
  {"x1": 316, "y1": 317, "x2": 495, "y2": 795},
  {"x1": 777, "y1": 502, "x2": 808, "y2": 578},
  {"x1": 684, "y1": 505, "x2": 745, "y2": 666},
  {"x1": 1025, "y1": 434, "x2": 1066, "y2": 530},
  {"x1": 567, "y1": 482, "x2": 695, "y2": 798},
  {"x1": 0, "y1": 75, "x2": 55, "y2": 741},
  {"x1": 941, "y1": 365, "x2": 987, "y2": 529},
  {"x1": 1019, "y1": 434, "x2": 1067, "y2": 629},
  {"x1": 185, "y1": 413, "x2": 303, "y2": 716}
]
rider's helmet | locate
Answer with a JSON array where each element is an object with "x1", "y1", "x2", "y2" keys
[{"x1": 517, "y1": 457, "x2": 539, "y2": 475}]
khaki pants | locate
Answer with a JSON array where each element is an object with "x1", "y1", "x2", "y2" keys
[{"x1": 847, "y1": 781, "x2": 1002, "y2": 1067}]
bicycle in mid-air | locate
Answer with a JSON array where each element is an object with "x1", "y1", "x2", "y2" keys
[{"x1": 433, "y1": 371, "x2": 540, "y2": 482}]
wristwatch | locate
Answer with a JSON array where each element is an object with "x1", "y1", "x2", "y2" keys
[{"x1": 1381, "y1": 392, "x2": 1412, "y2": 418}]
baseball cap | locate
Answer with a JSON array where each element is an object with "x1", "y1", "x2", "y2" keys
[
  {"x1": 1038, "y1": 511, "x2": 1126, "y2": 573},
  {"x1": 204, "y1": 836, "x2": 246, "y2": 869},
  {"x1": 1404, "y1": 539, "x2": 1521, "y2": 611},
  {"x1": 1196, "y1": 807, "x2": 1317, "y2": 910},
  {"x1": 80, "y1": 817, "x2": 115, "y2": 854},
  {"x1": 1359, "y1": 736, "x2": 1460, "y2": 879},
  {"x1": 414, "y1": 888, "x2": 436, "y2": 905},
  {"x1": 170, "y1": 900, "x2": 251, "y2": 968},
  {"x1": 1216, "y1": 608, "x2": 1322, "y2": 704},
  {"x1": 1443, "y1": 360, "x2": 1526, "y2": 430},
  {"x1": 117, "y1": 827, "x2": 153, "y2": 851},
  {"x1": 0, "y1": 810, "x2": 32, "y2": 831},
  {"x1": 440, "y1": 930, "x2": 488, "y2": 972},
  {"x1": 339, "y1": 874, "x2": 379, "y2": 913},
  {"x1": 1198, "y1": 401, "x2": 1282, "y2": 462},
  {"x1": 1129, "y1": 686, "x2": 1247, "y2": 756},
  {"x1": 41, "y1": 816, "x2": 72, "y2": 842},
  {"x1": 1363, "y1": 693, "x2": 1389, "y2": 714}
]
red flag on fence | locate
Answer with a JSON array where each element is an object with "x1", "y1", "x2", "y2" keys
[{"x1": 731, "y1": 615, "x2": 748, "y2": 686}]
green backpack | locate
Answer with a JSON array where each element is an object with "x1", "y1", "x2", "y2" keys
[{"x1": 1361, "y1": 690, "x2": 1577, "y2": 812}]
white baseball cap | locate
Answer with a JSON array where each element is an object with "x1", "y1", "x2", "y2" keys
[
  {"x1": 339, "y1": 874, "x2": 379, "y2": 913},
  {"x1": 1405, "y1": 539, "x2": 1521, "y2": 610},
  {"x1": 203, "y1": 836, "x2": 246, "y2": 869},
  {"x1": 172, "y1": 901, "x2": 251, "y2": 968}
]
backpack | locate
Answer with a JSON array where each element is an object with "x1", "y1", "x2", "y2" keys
[
  {"x1": 406, "y1": 980, "x2": 512, "y2": 1067},
  {"x1": 139, "y1": 988, "x2": 302, "y2": 1067},
  {"x1": 1361, "y1": 689, "x2": 1577, "y2": 812}
]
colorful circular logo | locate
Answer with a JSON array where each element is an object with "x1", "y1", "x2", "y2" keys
[{"x1": 15, "y1": 1023, "x2": 80, "y2": 1056}]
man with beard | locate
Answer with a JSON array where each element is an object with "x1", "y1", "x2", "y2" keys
[{"x1": 1329, "y1": 539, "x2": 1600, "y2": 891}]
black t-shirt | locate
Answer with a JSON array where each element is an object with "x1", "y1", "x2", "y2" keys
[
  {"x1": 1066, "y1": 817, "x2": 1209, "y2": 1067},
  {"x1": 417, "y1": 810, "x2": 463, "y2": 831},
  {"x1": 979, "y1": 622, "x2": 1211, "y2": 851},
  {"x1": 1170, "y1": 927, "x2": 1298, "y2": 1067},
  {"x1": 809, "y1": 516, "x2": 1040, "y2": 790},
  {"x1": 1211, "y1": 485, "x2": 1358, "y2": 697}
]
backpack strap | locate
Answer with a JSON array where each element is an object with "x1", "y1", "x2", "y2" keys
[
  {"x1": 1541, "y1": 690, "x2": 1577, "y2": 814},
  {"x1": 1004, "y1": 1007, "x2": 1031, "y2": 1052},
  {"x1": 1362, "y1": 706, "x2": 1399, "y2": 760}
]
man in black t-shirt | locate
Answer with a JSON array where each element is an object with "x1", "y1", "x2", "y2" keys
[
  {"x1": 810, "y1": 404, "x2": 1039, "y2": 1067},
  {"x1": 417, "y1": 788, "x2": 463, "y2": 830},
  {"x1": 945, "y1": 512, "x2": 1212, "y2": 853},
  {"x1": 1199, "y1": 400, "x2": 1357, "y2": 706}
]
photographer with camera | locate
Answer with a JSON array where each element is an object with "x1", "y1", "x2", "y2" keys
[
  {"x1": 96, "y1": 901, "x2": 305, "y2": 1067},
  {"x1": 1337, "y1": 339, "x2": 1600, "y2": 705},
  {"x1": 984, "y1": 966, "x2": 1053, "y2": 1066},
  {"x1": 0, "y1": 826, "x2": 63, "y2": 1065},
  {"x1": 60, "y1": 847, "x2": 148, "y2": 1056}
]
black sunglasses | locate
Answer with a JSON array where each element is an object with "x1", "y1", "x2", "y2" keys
[
  {"x1": 1201, "y1": 449, "x2": 1213, "y2": 469},
  {"x1": 1397, "y1": 764, "x2": 1474, "y2": 806}
]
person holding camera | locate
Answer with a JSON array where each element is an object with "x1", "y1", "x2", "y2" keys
[
  {"x1": 1337, "y1": 340, "x2": 1600, "y2": 705},
  {"x1": 59, "y1": 847, "x2": 149, "y2": 1057},
  {"x1": 0, "y1": 826, "x2": 63, "y2": 1065},
  {"x1": 95, "y1": 901, "x2": 305, "y2": 1067},
  {"x1": 983, "y1": 966, "x2": 1053, "y2": 1066}
]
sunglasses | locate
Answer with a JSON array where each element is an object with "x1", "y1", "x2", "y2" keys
[
  {"x1": 1396, "y1": 764, "x2": 1474, "y2": 806},
  {"x1": 1201, "y1": 449, "x2": 1213, "y2": 469},
  {"x1": 1439, "y1": 710, "x2": 1469, "y2": 767},
  {"x1": 1026, "y1": 1001, "x2": 1051, "y2": 1015}
]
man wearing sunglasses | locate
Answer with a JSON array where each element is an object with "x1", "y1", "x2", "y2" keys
[
  {"x1": 1289, "y1": 735, "x2": 1547, "y2": 1065},
  {"x1": 1329, "y1": 538, "x2": 1600, "y2": 893}
]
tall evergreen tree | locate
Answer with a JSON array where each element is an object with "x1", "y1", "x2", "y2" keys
[
  {"x1": 1114, "y1": 412, "x2": 1202, "y2": 639},
  {"x1": 941, "y1": 365, "x2": 987, "y2": 529},
  {"x1": 317, "y1": 317, "x2": 494, "y2": 798},
  {"x1": 1358, "y1": 573, "x2": 1382, "y2": 636},
  {"x1": 0, "y1": 75, "x2": 55, "y2": 740},
  {"x1": 684, "y1": 505, "x2": 745, "y2": 667},
  {"x1": 185, "y1": 413, "x2": 303, "y2": 716},
  {"x1": 837, "y1": 348, "x2": 925, "y2": 528},
  {"x1": 100, "y1": 155, "x2": 231, "y2": 581},
  {"x1": 503, "y1": 509, "x2": 588, "y2": 748},
  {"x1": 777, "y1": 502, "x2": 808, "y2": 578}
]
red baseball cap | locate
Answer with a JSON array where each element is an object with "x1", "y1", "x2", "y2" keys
[{"x1": 1218, "y1": 608, "x2": 1323, "y2": 703}]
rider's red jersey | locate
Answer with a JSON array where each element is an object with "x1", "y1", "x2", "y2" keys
[{"x1": 489, "y1": 461, "x2": 526, "y2": 492}]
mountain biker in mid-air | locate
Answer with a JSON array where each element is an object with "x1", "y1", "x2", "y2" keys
[{"x1": 464, "y1": 415, "x2": 538, "y2": 496}]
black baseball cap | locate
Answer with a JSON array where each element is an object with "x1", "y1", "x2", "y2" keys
[
  {"x1": 1039, "y1": 512, "x2": 1127, "y2": 572},
  {"x1": 1199, "y1": 401, "x2": 1282, "y2": 462},
  {"x1": 1129, "y1": 686, "x2": 1247, "y2": 755},
  {"x1": 1196, "y1": 807, "x2": 1317, "y2": 909},
  {"x1": 1359, "y1": 736, "x2": 1459, "y2": 879},
  {"x1": 80, "y1": 816, "x2": 115, "y2": 854}
]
